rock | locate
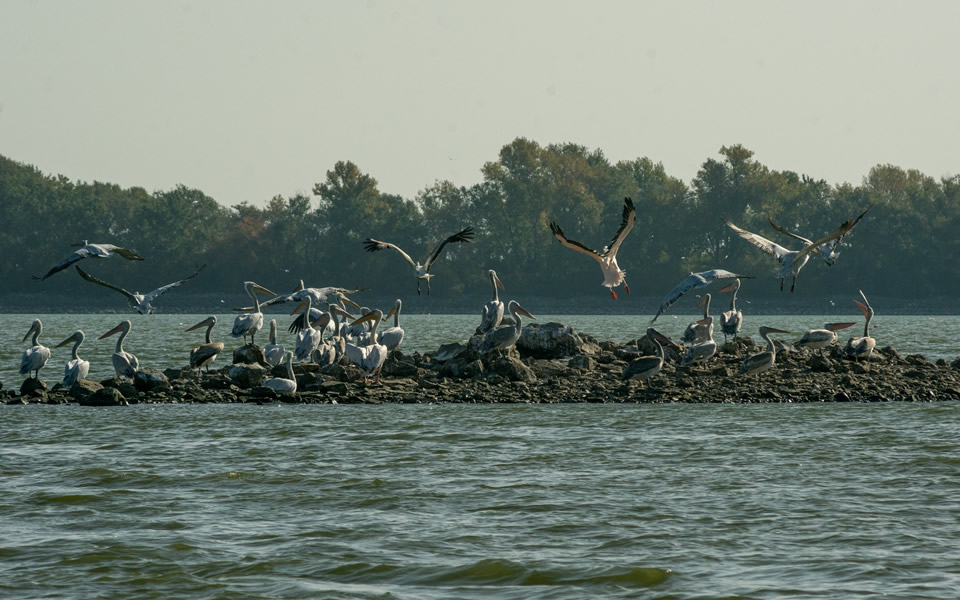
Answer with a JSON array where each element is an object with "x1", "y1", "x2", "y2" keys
[
  {"x1": 163, "y1": 367, "x2": 189, "y2": 381},
  {"x1": 319, "y1": 381, "x2": 349, "y2": 394},
  {"x1": 490, "y1": 356, "x2": 536, "y2": 382},
  {"x1": 431, "y1": 342, "x2": 467, "y2": 362},
  {"x1": 464, "y1": 360, "x2": 484, "y2": 378},
  {"x1": 200, "y1": 374, "x2": 235, "y2": 390},
  {"x1": 567, "y1": 355, "x2": 595, "y2": 371},
  {"x1": 517, "y1": 322, "x2": 601, "y2": 359},
  {"x1": 806, "y1": 355, "x2": 833, "y2": 373},
  {"x1": 232, "y1": 344, "x2": 268, "y2": 366},
  {"x1": 439, "y1": 358, "x2": 468, "y2": 378},
  {"x1": 319, "y1": 363, "x2": 364, "y2": 382},
  {"x1": 118, "y1": 383, "x2": 138, "y2": 399},
  {"x1": 228, "y1": 363, "x2": 267, "y2": 389},
  {"x1": 69, "y1": 379, "x2": 103, "y2": 402},
  {"x1": 952, "y1": 357, "x2": 960, "y2": 370},
  {"x1": 81, "y1": 387, "x2": 127, "y2": 407},
  {"x1": 134, "y1": 368, "x2": 170, "y2": 392},
  {"x1": 19, "y1": 378, "x2": 47, "y2": 398}
]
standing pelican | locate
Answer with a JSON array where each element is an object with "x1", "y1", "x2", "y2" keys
[
  {"x1": 796, "y1": 321, "x2": 856, "y2": 355},
  {"x1": 845, "y1": 290, "x2": 877, "y2": 361},
  {"x1": 549, "y1": 197, "x2": 636, "y2": 300},
  {"x1": 650, "y1": 269, "x2": 748, "y2": 324},
  {"x1": 377, "y1": 299, "x2": 405, "y2": 352},
  {"x1": 680, "y1": 317, "x2": 717, "y2": 368},
  {"x1": 231, "y1": 281, "x2": 277, "y2": 345},
  {"x1": 294, "y1": 296, "x2": 323, "y2": 362},
  {"x1": 623, "y1": 328, "x2": 677, "y2": 382},
  {"x1": 33, "y1": 241, "x2": 144, "y2": 281},
  {"x1": 718, "y1": 279, "x2": 743, "y2": 343},
  {"x1": 478, "y1": 270, "x2": 506, "y2": 334},
  {"x1": 99, "y1": 320, "x2": 139, "y2": 381},
  {"x1": 263, "y1": 320, "x2": 285, "y2": 367},
  {"x1": 186, "y1": 316, "x2": 224, "y2": 377},
  {"x1": 740, "y1": 326, "x2": 792, "y2": 375},
  {"x1": 20, "y1": 319, "x2": 51, "y2": 379},
  {"x1": 55, "y1": 331, "x2": 90, "y2": 388},
  {"x1": 264, "y1": 351, "x2": 297, "y2": 395},
  {"x1": 75, "y1": 264, "x2": 205, "y2": 314},
  {"x1": 767, "y1": 205, "x2": 872, "y2": 267},
  {"x1": 344, "y1": 309, "x2": 389, "y2": 383},
  {"x1": 363, "y1": 227, "x2": 475, "y2": 295},
  {"x1": 479, "y1": 300, "x2": 536, "y2": 355},
  {"x1": 288, "y1": 292, "x2": 360, "y2": 335},
  {"x1": 311, "y1": 316, "x2": 338, "y2": 368},
  {"x1": 682, "y1": 293, "x2": 713, "y2": 344}
]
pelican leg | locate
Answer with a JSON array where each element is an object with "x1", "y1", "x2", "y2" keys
[
  {"x1": 790, "y1": 275, "x2": 797, "y2": 293},
  {"x1": 624, "y1": 282, "x2": 631, "y2": 295},
  {"x1": 427, "y1": 279, "x2": 432, "y2": 296},
  {"x1": 417, "y1": 281, "x2": 422, "y2": 296},
  {"x1": 780, "y1": 278, "x2": 784, "y2": 292},
  {"x1": 610, "y1": 288, "x2": 618, "y2": 300}
]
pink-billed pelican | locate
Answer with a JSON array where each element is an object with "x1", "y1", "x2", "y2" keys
[
  {"x1": 740, "y1": 326, "x2": 792, "y2": 375},
  {"x1": 478, "y1": 270, "x2": 506, "y2": 334},
  {"x1": 650, "y1": 269, "x2": 747, "y2": 324},
  {"x1": 845, "y1": 290, "x2": 877, "y2": 361},
  {"x1": 34, "y1": 241, "x2": 144, "y2": 281},
  {"x1": 186, "y1": 316, "x2": 224, "y2": 377},
  {"x1": 263, "y1": 320, "x2": 285, "y2": 367},
  {"x1": 231, "y1": 281, "x2": 277, "y2": 345},
  {"x1": 294, "y1": 296, "x2": 324, "y2": 362},
  {"x1": 623, "y1": 328, "x2": 678, "y2": 382},
  {"x1": 99, "y1": 320, "x2": 139, "y2": 380},
  {"x1": 681, "y1": 317, "x2": 717, "y2": 368},
  {"x1": 248, "y1": 282, "x2": 364, "y2": 312},
  {"x1": 344, "y1": 309, "x2": 389, "y2": 383},
  {"x1": 75, "y1": 264, "x2": 205, "y2": 314},
  {"x1": 549, "y1": 197, "x2": 636, "y2": 300},
  {"x1": 20, "y1": 319, "x2": 52, "y2": 379},
  {"x1": 55, "y1": 331, "x2": 90, "y2": 388},
  {"x1": 479, "y1": 300, "x2": 536, "y2": 355},
  {"x1": 377, "y1": 299, "x2": 405, "y2": 352},
  {"x1": 682, "y1": 293, "x2": 713, "y2": 345},
  {"x1": 264, "y1": 351, "x2": 297, "y2": 395},
  {"x1": 767, "y1": 205, "x2": 872, "y2": 267},
  {"x1": 363, "y1": 227, "x2": 475, "y2": 295},
  {"x1": 718, "y1": 279, "x2": 743, "y2": 343},
  {"x1": 796, "y1": 321, "x2": 856, "y2": 355},
  {"x1": 726, "y1": 208, "x2": 870, "y2": 293}
]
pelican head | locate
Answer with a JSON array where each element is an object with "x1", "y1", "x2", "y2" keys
[
  {"x1": 383, "y1": 299, "x2": 402, "y2": 321},
  {"x1": 696, "y1": 293, "x2": 712, "y2": 307},
  {"x1": 186, "y1": 316, "x2": 217, "y2": 332},
  {"x1": 645, "y1": 327, "x2": 678, "y2": 349},
  {"x1": 55, "y1": 330, "x2": 85, "y2": 348},
  {"x1": 99, "y1": 320, "x2": 132, "y2": 340},
  {"x1": 718, "y1": 280, "x2": 740, "y2": 294},
  {"x1": 489, "y1": 269, "x2": 505, "y2": 290},
  {"x1": 334, "y1": 292, "x2": 363, "y2": 311},
  {"x1": 350, "y1": 309, "x2": 384, "y2": 328},
  {"x1": 758, "y1": 326, "x2": 791, "y2": 336},
  {"x1": 22, "y1": 319, "x2": 42, "y2": 342},
  {"x1": 854, "y1": 290, "x2": 874, "y2": 318},
  {"x1": 508, "y1": 300, "x2": 536, "y2": 320},
  {"x1": 244, "y1": 281, "x2": 277, "y2": 298}
]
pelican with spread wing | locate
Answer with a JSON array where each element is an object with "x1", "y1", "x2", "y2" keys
[
  {"x1": 34, "y1": 241, "x2": 144, "y2": 281},
  {"x1": 76, "y1": 264, "x2": 205, "y2": 314},
  {"x1": 650, "y1": 269, "x2": 747, "y2": 324},
  {"x1": 249, "y1": 281, "x2": 365, "y2": 311},
  {"x1": 767, "y1": 205, "x2": 872, "y2": 267},
  {"x1": 363, "y1": 227, "x2": 475, "y2": 295},
  {"x1": 549, "y1": 197, "x2": 636, "y2": 300}
]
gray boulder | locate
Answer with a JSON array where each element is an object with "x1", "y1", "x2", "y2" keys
[
  {"x1": 517, "y1": 322, "x2": 601, "y2": 359},
  {"x1": 69, "y1": 379, "x2": 103, "y2": 402},
  {"x1": 490, "y1": 356, "x2": 537, "y2": 382},
  {"x1": 134, "y1": 368, "x2": 170, "y2": 393},
  {"x1": 20, "y1": 378, "x2": 47, "y2": 398},
  {"x1": 228, "y1": 363, "x2": 267, "y2": 389},
  {"x1": 233, "y1": 344, "x2": 268, "y2": 366},
  {"x1": 81, "y1": 387, "x2": 127, "y2": 407}
]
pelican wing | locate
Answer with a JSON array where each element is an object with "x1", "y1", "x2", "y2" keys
[
  {"x1": 34, "y1": 247, "x2": 95, "y2": 280},
  {"x1": 726, "y1": 221, "x2": 792, "y2": 260},
  {"x1": 767, "y1": 218, "x2": 816, "y2": 248},
  {"x1": 549, "y1": 222, "x2": 603, "y2": 263},
  {"x1": 603, "y1": 197, "x2": 636, "y2": 258},
  {"x1": 261, "y1": 286, "x2": 366, "y2": 308},
  {"x1": 793, "y1": 211, "x2": 871, "y2": 262},
  {"x1": 363, "y1": 238, "x2": 417, "y2": 267},
  {"x1": 142, "y1": 264, "x2": 206, "y2": 304},
  {"x1": 650, "y1": 269, "x2": 745, "y2": 324},
  {"x1": 825, "y1": 204, "x2": 873, "y2": 254},
  {"x1": 75, "y1": 266, "x2": 138, "y2": 303},
  {"x1": 424, "y1": 227, "x2": 475, "y2": 271}
]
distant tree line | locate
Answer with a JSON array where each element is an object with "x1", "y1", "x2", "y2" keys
[{"x1": 1, "y1": 139, "x2": 958, "y2": 308}]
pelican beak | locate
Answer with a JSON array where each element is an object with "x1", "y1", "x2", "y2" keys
[
  {"x1": 827, "y1": 322, "x2": 856, "y2": 331},
  {"x1": 766, "y1": 327, "x2": 792, "y2": 334},
  {"x1": 253, "y1": 284, "x2": 277, "y2": 297},
  {"x1": 341, "y1": 296, "x2": 362, "y2": 310},
  {"x1": 854, "y1": 300, "x2": 870, "y2": 316},
  {"x1": 311, "y1": 313, "x2": 332, "y2": 329},
  {"x1": 696, "y1": 296, "x2": 708, "y2": 307},
  {"x1": 717, "y1": 282, "x2": 737, "y2": 293},
  {"x1": 291, "y1": 300, "x2": 308, "y2": 316},
  {"x1": 695, "y1": 318, "x2": 710, "y2": 325},
  {"x1": 857, "y1": 289, "x2": 871, "y2": 307},
  {"x1": 99, "y1": 322, "x2": 125, "y2": 340},
  {"x1": 515, "y1": 305, "x2": 536, "y2": 320},
  {"x1": 186, "y1": 317, "x2": 214, "y2": 332},
  {"x1": 54, "y1": 333, "x2": 77, "y2": 348},
  {"x1": 349, "y1": 312, "x2": 379, "y2": 327},
  {"x1": 494, "y1": 273, "x2": 505, "y2": 290},
  {"x1": 383, "y1": 305, "x2": 398, "y2": 321},
  {"x1": 334, "y1": 306, "x2": 356, "y2": 321},
  {"x1": 21, "y1": 323, "x2": 38, "y2": 343}
]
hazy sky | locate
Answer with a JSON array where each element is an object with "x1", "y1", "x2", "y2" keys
[{"x1": 2, "y1": 0, "x2": 957, "y2": 206}]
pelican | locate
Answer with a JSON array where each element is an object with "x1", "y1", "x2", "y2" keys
[
  {"x1": 20, "y1": 319, "x2": 51, "y2": 379},
  {"x1": 99, "y1": 320, "x2": 139, "y2": 381},
  {"x1": 186, "y1": 316, "x2": 224, "y2": 377},
  {"x1": 726, "y1": 208, "x2": 870, "y2": 293},
  {"x1": 294, "y1": 296, "x2": 323, "y2": 362},
  {"x1": 718, "y1": 279, "x2": 743, "y2": 343},
  {"x1": 54, "y1": 330, "x2": 90, "y2": 388},
  {"x1": 34, "y1": 241, "x2": 145, "y2": 281},
  {"x1": 767, "y1": 205, "x2": 872, "y2": 267},
  {"x1": 263, "y1": 351, "x2": 297, "y2": 395},
  {"x1": 549, "y1": 197, "x2": 636, "y2": 300},
  {"x1": 311, "y1": 319, "x2": 338, "y2": 368},
  {"x1": 845, "y1": 290, "x2": 877, "y2": 361},
  {"x1": 363, "y1": 227, "x2": 475, "y2": 295},
  {"x1": 650, "y1": 269, "x2": 747, "y2": 324},
  {"x1": 263, "y1": 320, "x2": 286, "y2": 367},
  {"x1": 680, "y1": 317, "x2": 717, "y2": 368},
  {"x1": 344, "y1": 309, "x2": 389, "y2": 383},
  {"x1": 479, "y1": 300, "x2": 536, "y2": 355},
  {"x1": 231, "y1": 281, "x2": 277, "y2": 345},
  {"x1": 288, "y1": 292, "x2": 359, "y2": 335},
  {"x1": 248, "y1": 282, "x2": 364, "y2": 312},
  {"x1": 377, "y1": 299, "x2": 405, "y2": 352},
  {"x1": 682, "y1": 293, "x2": 713, "y2": 345},
  {"x1": 478, "y1": 270, "x2": 506, "y2": 334},
  {"x1": 75, "y1": 264, "x2": 205, "y2": 314},
  {"x1": 796, "y1": 321, "x2": 856, "y2": 355},
  {"x1": 623, "y1": 328, "x2": 677, "y2": 382},
  {"x1": 740, "y1": 326, "x2": 792, "y2": 375}
]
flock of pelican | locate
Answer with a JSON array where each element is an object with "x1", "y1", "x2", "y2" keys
[{"x1": 20, "y1": 200, "x2": 875, "y2": 392}]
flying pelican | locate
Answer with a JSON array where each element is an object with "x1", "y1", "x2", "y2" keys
[
  {"x1": 54, "y1": 330, "x2": 90, "y2": 388},
  {"x1": 682, "y1": 293, "x2": 713, "y2": 345},
  {"x1": 845, "y1": 290, "x2": 877, "y2": 361},
  {"x1": 344, "y1": 309, "x2": 389, "y2": 383},
  {"x1": 231, "y1": 281, "x2": 277, "y2": 345},
  {"x1": 549, "y1": 197, "x2": 636, "y2": 300},
  {"x1": 34, "y1": 241, "x2": 144, "y2": 281},
  {"x1": 680, "y1": 317, "x2": 717, "y2": 369},
  {"x1": 248, "y1": 282, "x2": 364, "y2": 312},
  {"x1": 75, "y1": 264, "x2": 205, "y2": 314},
  {"x1": 363, "y1": 227, "x2": 475, "y2": 295},
  {"x1": 740, "y1": 326, "x2": 792, "y2": 375},
  {"x1": 623, "y1": 328, "x2": 677, "y2": 382},
  {"x1": 650, "y1": 269, "x2": 747, "y2": 324},
  {"x1": 264, "y1": 351, "x2": 297, "y2": 395},
  {"x1": 20, "y1": 319, "x2": 51, "y2": 379},
  {"x1": 479, "y1": 300, "x2": 536, "y2": 355},
  {"x1": 294, "y1": 296, "x2": 324, "y2": 362},
  {"x1": 718, "y1": 279, "x2": 743, "y2": 343},
  {"x1": 796, "y1": 321, "x2": 856, "y2": 355},
  {"x1": 263, "y1": 320, "x2": 285, "y2": 367},
  {"x1": 726, "y1": 209, "x2": 870, "y2": 293},
  {"x1": 767, "y1": 205, "x2": 873, "y2": 267},
  {"x1": 99, "y1": 320, "x2": 139, "y2": 381},
  {"x1": 186, "y1": 316, "x2": 224, "y2": 377},
  {"x1": 377, "y1": 299, "x2": 405, "y2": 352},
  {"x1": 478, "y1": 270, "x2": 506, "y2": 334}
]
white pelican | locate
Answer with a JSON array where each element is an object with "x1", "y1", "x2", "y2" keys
[
  {"x1": 682, "y1": 293, "x2": 713, "y2": 345},
  {"x1": 344, "y1": 309, "x2": 389, "y2": 383},
  {"x1": 311, "y1": 323, "x2": 338, "y2": 368},
  {"x1": 263, "y1": 320, "x2": 286, "y2": 367},
  {"x1": 549, "y1": 197, "x2": 636, "y2": 300},
  {"x1": 726, "y1": 209, "x2": 870, "y2": 293},
  {"x1": 680, "y1": 317, "x2": 717, "y2": 368},
  {"x1": 20, "y1": 319, "x2": 52, "y2": 379},
  {"x1": 249, "y1": 282, "x2": 364, "y2": 312},
  {"x1": 55, "y1": 331, "x2": 90, "y2": 388},
  {"x1": 231, "y1": 281, "x2": 277, "y2": 345},
  {"x1": 99, "y1": 320, "x2": 139, "y2": 381},
  {"x1": 264, "y1": 351, "x2": 297, "y2": 395},
  {"x1": 186, "y1": 316, "x2": 224, "y2": 377},
  {"x1": 288, "y1": 292, "x2": 359, "y2": 335},
  {"x1": 796, "y1": 321, "x2": 856, "y2": 355},
  {"x1": 363, "y1": 227, "x2": 475, "y2": 295},
  {"x1": 740, "y1": 326, "x2": 792, "y2": 376},
  {"x1": 75, "y1": 264, "x2": 205, "y2": 314},
  {"x1": 34, "y1": 240, "x2": 144, "y2": 281},
  {"x1": 767, "y1": 205, "x2": 872, "y2": 267},
  {"x1": 845, "y1": 290, "x2": 877, "y2": 361},
  {"x1": 294, "y1": 296, "x2": 323, "y2": 362},
  {"x1": 479, "y1": 270, "x2": 506, "y2": 334},
  {"x1": 718, "y1": 279, "x2": 743, "y2": 343},
  {"x1": 624, "y1": 328, "x2": 677, "y2": 382},
  {"x1": 377, "y1": 299, "x2": 405, "y2": 352},
  {"x1": 650, "y1": 269, "x2": 747, "y2": 324},
  {"x1": 479, "y1": 300, "x2": 536, "y2": 355}
]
